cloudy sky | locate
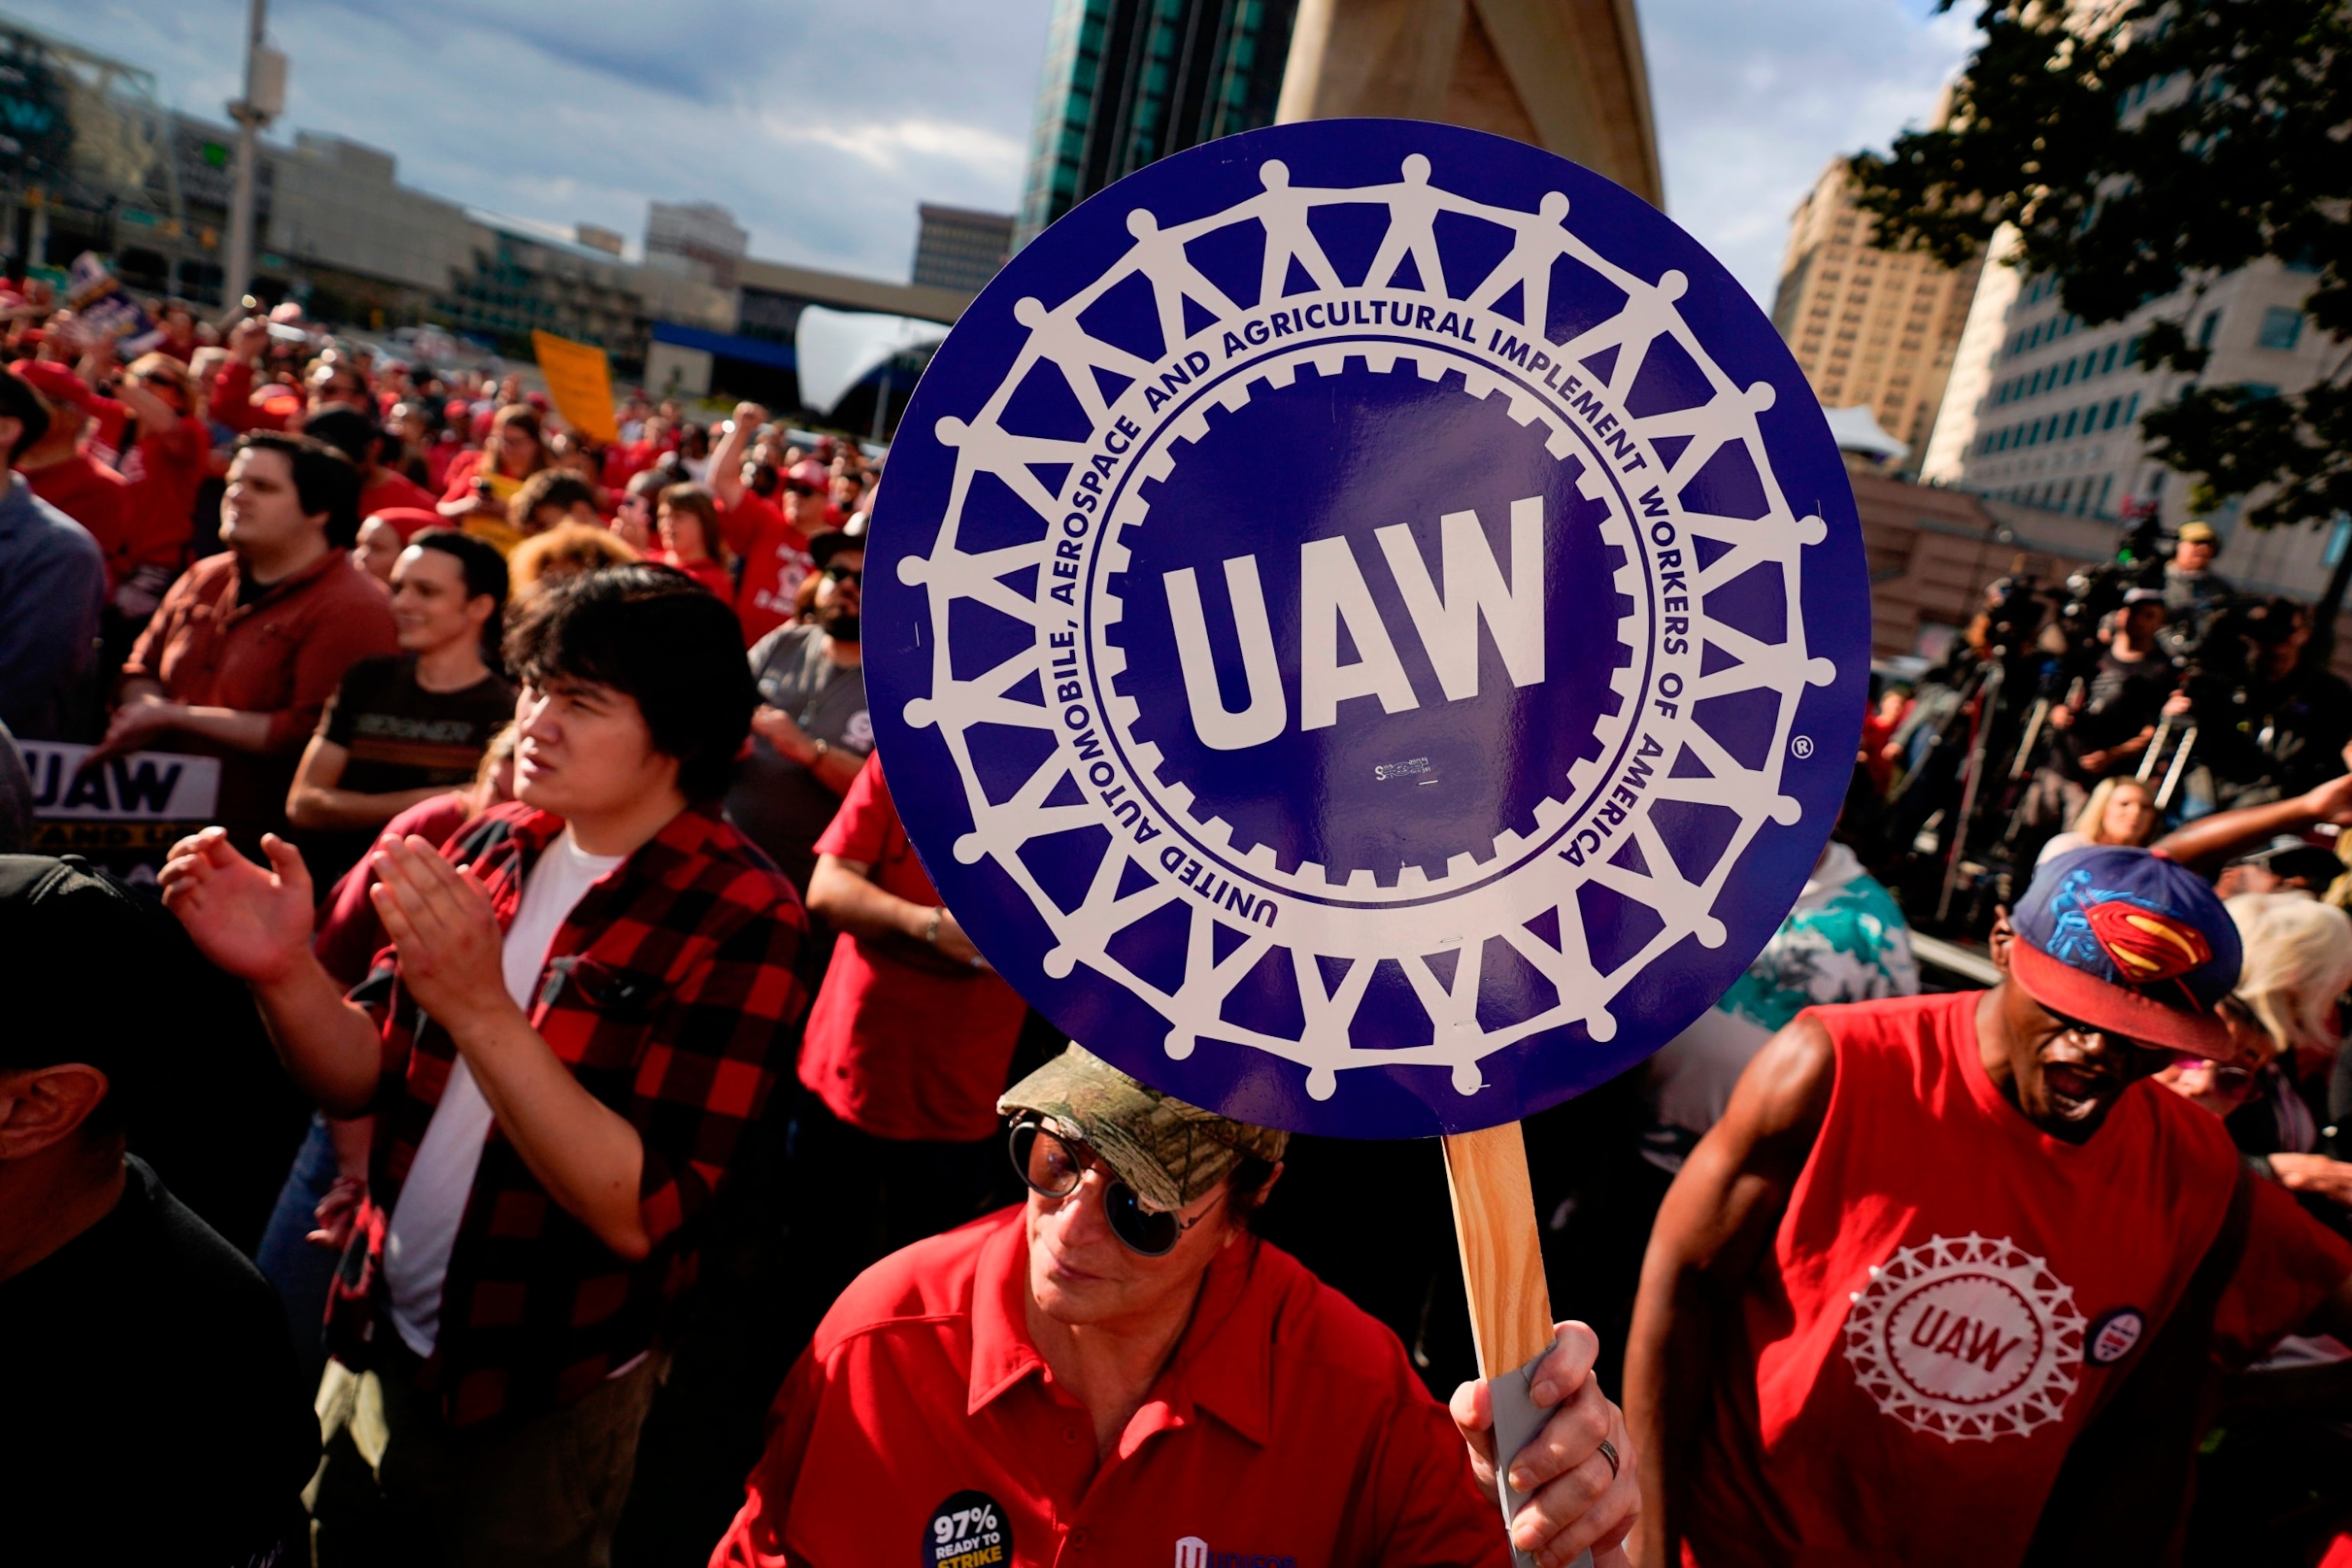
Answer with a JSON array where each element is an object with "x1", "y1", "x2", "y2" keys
[{"x1": 18, "y1": 0, "x2": 1975, "y2": 306}]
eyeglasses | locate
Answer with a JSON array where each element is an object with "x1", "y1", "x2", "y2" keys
[
  {"x1": 1008, "y1": 1118, "x2": 1197, "y2": 1256},
  {"x1": 823, "y1": 564, "x2": 861, "y2": 586}
]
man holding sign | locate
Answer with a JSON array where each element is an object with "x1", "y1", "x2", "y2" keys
[
  {"x1": 714, "y1": 1047, "x2": 1636, "y2": 1568},
  {"x1": 850, "y1": 119, "x2": 1868, "y2": 1568}
]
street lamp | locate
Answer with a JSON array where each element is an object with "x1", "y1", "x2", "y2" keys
[{"x1": 221, "y1": 0, "x2": 286, "y2": 312}]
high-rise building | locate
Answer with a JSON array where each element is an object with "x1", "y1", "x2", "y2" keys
[
  {"x1": 912, "y1": 204, "x2": 1014, "y2": 292},
  {"x1": 645, "y1": 200, "x2": 748, "y2": 289},
  {"x1": 1919, "y1": 250, "x2": 2343, "y2": 595},
  {"x1": 1017, "y1": 0, "x2": 1300, "y2": 247},
  {"x1": 1769, "y1": 160, "x2": 1981, "y2": 466}
]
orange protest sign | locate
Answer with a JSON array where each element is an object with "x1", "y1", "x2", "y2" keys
[{"x1": 530, "y1": 330, "x2": 619, "y2": 446}]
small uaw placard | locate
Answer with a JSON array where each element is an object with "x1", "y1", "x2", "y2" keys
[{"x1": 867, "y1": 119, "x2": 1868, "y2": 1141}]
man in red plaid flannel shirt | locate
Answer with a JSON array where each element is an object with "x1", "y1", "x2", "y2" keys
[{"x1": 165, "y1": 564, "x2": 808, "y2": 1566}]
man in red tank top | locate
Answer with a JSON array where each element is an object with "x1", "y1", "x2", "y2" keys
[{"x1": 1625, "y1": 847, "x2": 2352, "y2": 1568}]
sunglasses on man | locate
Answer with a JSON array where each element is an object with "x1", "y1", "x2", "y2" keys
[
  {"x1": 1008, "y1": 1118, "x2": 1200, "y2": 1256},
  {"x1": 823, "y1": 563, "x2": 861, "y2": 586}
]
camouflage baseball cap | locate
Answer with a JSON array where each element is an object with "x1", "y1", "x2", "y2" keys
[{"x1": 998, "y1": 1046, "x2": 1289, "y2": 1213}]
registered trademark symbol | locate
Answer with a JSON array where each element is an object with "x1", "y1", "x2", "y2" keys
[{"x1": 1791, "y1": 735, "x2": 1815, "y2": 759}]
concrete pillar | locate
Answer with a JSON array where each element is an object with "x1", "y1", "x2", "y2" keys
[{"x1": 1277, "y1": 0, "x2": 1663, "y2": 207}]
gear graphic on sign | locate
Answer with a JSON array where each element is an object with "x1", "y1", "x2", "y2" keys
[
  {"x1": 891, "y1": 152, "x2": 1839, "y2": 1103},
  {"x1": 1100, "y1": 347, "x2": 1635, "y2": 891},
  {"x1": 1841, "y1": 1233, "x2": 2086, "y2": 1443}
]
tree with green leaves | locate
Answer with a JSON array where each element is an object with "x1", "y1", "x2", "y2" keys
[{"x1": 1849, "y1": 0, "x2": 2352, "y2": 610}]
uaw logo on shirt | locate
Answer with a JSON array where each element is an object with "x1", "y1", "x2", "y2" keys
[
  {"x1": 1842, "y1": 1233, "x2": 2089, "y2": 1442},
  {"x1": 867, "y1": 119, "x2": 1869, "y2": 1136}
]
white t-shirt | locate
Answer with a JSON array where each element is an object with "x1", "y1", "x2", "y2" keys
[{"x1": 383, "y1": 833, "x2": 626, "y2": 1357}]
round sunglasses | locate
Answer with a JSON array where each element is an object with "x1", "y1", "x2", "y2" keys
[{"x1": 1008, "y1": 1118, "x2": 1199, "y2": 1256}]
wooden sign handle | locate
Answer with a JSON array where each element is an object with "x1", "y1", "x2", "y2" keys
[{"x1": 1442, "y1": 1121, "x2": 1556, "y2": 1377}]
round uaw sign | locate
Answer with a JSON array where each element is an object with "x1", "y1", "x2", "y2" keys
[{"x1": 866, "y1": 119, "x2": 1869, "y2": 1136}]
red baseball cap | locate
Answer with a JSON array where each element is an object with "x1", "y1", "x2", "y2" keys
[{"x1": 11, "y1": 359, "x2": 98, "y2": 411}]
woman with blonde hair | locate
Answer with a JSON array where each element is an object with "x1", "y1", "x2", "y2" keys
[
  {"x1": 2161, "y1": 892, "x2": 2352, "y2": 1208},
  {"x1": 508, "y1": 521, "x2": 639, "y2": 600},
  {"x1": 2035, "y1": 775, "x2": 2161, "y2": 866},
  {"x1": 2230, "y1": 892, "x2": 2352, "y2": 1075}
]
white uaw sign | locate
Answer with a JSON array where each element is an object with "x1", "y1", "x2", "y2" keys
[
  {"x1": 17, "y1": 740, "x2": 222, "y2": 853},
  {"x1": 867, "y1": 120, "x2": 1868, "y2": 1136}
]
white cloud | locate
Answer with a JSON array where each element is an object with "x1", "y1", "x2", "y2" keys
[
  {"x1": 1643, "y1": 0, "x2": 1979, "y2": 304},
  {"x1": 763, "y1": 115, "x2": 1027, "y2": 181},
  {"x1": 2, "y1": 0, "x2": 1050, "y2": 280},
  {"x1": 11, "y1": 0, "x2": 1974, "y2": 302}
]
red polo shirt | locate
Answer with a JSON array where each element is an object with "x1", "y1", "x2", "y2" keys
[
  {"x1": 797, "y1": 756, "x2": 1030, "y2": 1142},
  {"x1": 717, "y1": 491, "x2": 812, "y2": 647},
  {"x1": 713, "y1": 1207, "x2": 1509, "y2": 1568}
]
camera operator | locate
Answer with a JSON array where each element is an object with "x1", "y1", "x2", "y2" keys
[
  {"x1": 2157, "y1": 521, "x2": 2236, "y2": 665},
  {"x1": 2020, "y1": 588, "x2": 2178, "y2": 840},
  {"x1": 2174, "y1": 596, "x2": 2352, "y2": 810},
  {"x1": 2164, "y1": 520, "x2": 2234, "y2": 616}
]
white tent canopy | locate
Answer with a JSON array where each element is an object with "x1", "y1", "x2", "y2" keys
[
  {"x1": 1821, "y1": 403, "x2": 1908, "y2": 464},
  {"x1": 793, "y1": 304, "x2": 950, "y2": 416}
]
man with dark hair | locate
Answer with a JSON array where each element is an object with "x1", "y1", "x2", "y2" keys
[
  {"x1": 289, "y1": 528, "x2": 515, "y2": 885},
  {"x1": 716, "y1": 1047, "x2": 1640, "y2": 1567},
  {"x1": 0, "y1": 854, "x2": 318, "y2": 1564},
  {"x1": 163, "y1": 564, "x2": 809, "y2": 1567},
  {"x1": 303, "y1": 405, "x2": 439, "y2": 523},
  {"x1": 104, "y1": 431, "x2": 397, "y2": 845},
  {"x1": 1626, "y1": 848, "x2": 2352, "y2": 1567},
  {"x1": 0, "y1": 369, "x2": 104, "y2": 740}
]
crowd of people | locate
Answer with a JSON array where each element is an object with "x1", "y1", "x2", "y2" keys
[
  {"x1": 5, "y1": 288, "x2": 2352, "y2": 1568},
  {"x1": 1860, "y1": 521, "x2": 2352, "y2": 903}
]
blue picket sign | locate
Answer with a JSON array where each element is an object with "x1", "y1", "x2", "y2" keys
[{"x1": 865, "y1": 118, "x2": 1869, "y2": 1138}]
